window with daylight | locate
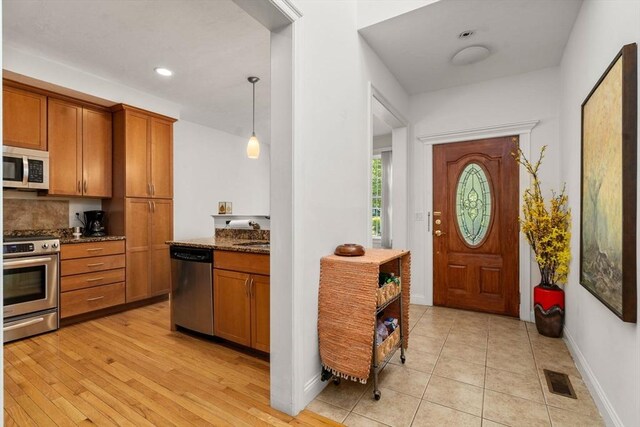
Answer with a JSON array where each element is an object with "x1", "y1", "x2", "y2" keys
[
  {"x1": 455, "y1": 162, "x2": 492, "y2": 246},
  {"x1": 372, "y1": 157, "x2": 382, "y2": 238}
]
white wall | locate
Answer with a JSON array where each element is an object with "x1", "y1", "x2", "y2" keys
[
  {"x1": 559, "y1": 1, "x2": 640, "y2": 426},
  {"x1": 408, "y1": 67, "x2": 561, "y2": 308},
  {"x1": 290, "y1": 0, "x2": 410, "y2": 411},
  {"x1": 173, "y1": 120, "x2": 270, "y2": 239},
  {"x1": 373, "y1": 133, "x2": 392, "y2": 152}
]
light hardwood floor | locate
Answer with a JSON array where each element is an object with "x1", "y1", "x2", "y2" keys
[{"x1": 4, "y1": 302, "x2": 339, "y2": 426}]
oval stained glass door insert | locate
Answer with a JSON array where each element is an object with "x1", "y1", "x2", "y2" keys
[{"x1": 455, "y1": 162, "x2": 492, "y2": 246}]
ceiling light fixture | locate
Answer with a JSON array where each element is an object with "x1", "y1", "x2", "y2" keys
[
  {"x1": 154, "y1": 67, "x2": 173, "y2": 77},
  {"x1": 451, "y1": 45, "x2": 491, "y2": 66},
  {"x1": 246, "y1": 76, "x2": 260, "y2": 159}
]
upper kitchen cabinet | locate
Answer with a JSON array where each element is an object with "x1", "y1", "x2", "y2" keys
[
  {"x1": 3, "y1": 83, "x2": 47, "y2": 151},
  {"x1": 112, "y1": 105, "x2": 175, "y2": 199},
  {"x1": 48, "y1": 98, "x2": 112, "y2": 198}
]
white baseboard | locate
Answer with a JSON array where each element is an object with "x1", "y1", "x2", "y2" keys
[
  {"x1": 301, "y1": 371, "x2": 326, "y2": 410},
  {"x1": 563, "y1": 327, "x2": 622, "y2": 427},
  {"x1": 410, "y1": 295, "x2": 429, "y2": 306}
]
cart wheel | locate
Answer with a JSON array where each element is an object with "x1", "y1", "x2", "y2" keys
[
  {"x1": 374, "y1": 390, "x2": 381, "y2": 400},
  {"x1": 333, "y1": 377, "x2": 341, "y2": 386},
  {"x1": 400, "y1": 354, "x2": 406, "y2": 364}
]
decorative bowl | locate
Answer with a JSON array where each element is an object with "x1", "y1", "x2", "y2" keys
[{"x1": 334, "y1": 243, "x2": 365, "y2": 257}]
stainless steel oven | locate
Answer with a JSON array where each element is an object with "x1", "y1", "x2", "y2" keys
[{"x1": 3, "y1": 236, "x2": 60, "y2": 342}]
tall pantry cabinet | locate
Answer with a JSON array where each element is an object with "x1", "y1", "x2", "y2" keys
[{"x1": 104, "y1": 104, "x2": 176, "y2": 302}]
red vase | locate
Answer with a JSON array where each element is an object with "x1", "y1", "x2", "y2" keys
[{"x1": 533, "y1": 284, "x2": 565, "y2": 338}]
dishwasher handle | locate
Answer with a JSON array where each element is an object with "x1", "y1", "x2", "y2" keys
[{"x1": 170, "y1": 246, "x2": 213, "y2": 263}]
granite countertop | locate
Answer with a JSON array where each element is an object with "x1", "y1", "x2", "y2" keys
[
  {"x1": 166, "y1": 237, "x2": 270, "y2": 255},
  {"x1": 60, "y1": 235, "x2": 126, "y2": 244}
]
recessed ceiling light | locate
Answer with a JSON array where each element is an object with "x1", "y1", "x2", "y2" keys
[
  {"x1": 458, "y1": 30, "x2": 474, "y2": 39},
  {"x1": 451, "y1": 45, "x2": 491, "y2": 66},
  {"x1": 154, "y1": 67, "x2": 173, "y2": 77}
]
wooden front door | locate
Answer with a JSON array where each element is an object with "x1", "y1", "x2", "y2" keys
[{"x1": 433, "y1": 136, "x2": 519, "y2": 317}]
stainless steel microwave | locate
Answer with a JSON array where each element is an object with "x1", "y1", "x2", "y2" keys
[{"x1": 2, "y1": 146, "x2": 49, "y2": 190}]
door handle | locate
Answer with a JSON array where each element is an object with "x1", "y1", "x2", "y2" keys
[
  {"x1": 151, "y1": 183, "x2": 155, "y2": 195},
  {"x1": 23, "y1": 157, "x2": 29, "y2": 186},
  {"x1": 77, "y1": 180, "x2": 81, "y2": 193},
  {"x1": 86, "y1": 248, "x2": 104, "y2": 252},
  {"x1": 86, "y1": 277, "x2": 104, "y2": 283},
  {"x1": 87, "y1": 296, "x2": 105, "y2": 302},
  {"x1": 83, "y1": 179, "x2": 88, "y2": 193},
  {"x1": 4, "y1": 317, "x2": 45, "y2": 332},
  {"x1": 435, "y1": 230, "x2": 446, "y2": 237},
  {"x1": 148, "y1": 183, "x2": 151, "y2": 195},
  {"x1": 4, "y1": 257, "x2": 54, "y2": 268},
  {"x1": 249, "y1": 277, "x2": 254, "y2": 298},
  {"x1": 152, "y1": 201, "x2": 156, "y2": 213},
  {"x1": 86, "y1": 262, "x2": 105, "y2": 267},
  {"x1": 148, "y1": 201, "x2": 152, "y2": 212},
  {"x1": 244, "y1": 277, "x2": 250, "y2": 297}
]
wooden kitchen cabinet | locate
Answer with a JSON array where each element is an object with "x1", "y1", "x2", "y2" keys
[
  {"x1": 104, "y1": 104, "x2": 175, "y2": 305},
  {"x1": 124, "y1": 198, "x2": 173, "y2": 302},
  {"x1": 250, "y1": 274, "x2": 270, "y2": 352},
  {"x1": 213, "y1": 269, "x2": 252, "y2": 346},
  {"x1": 113, "y1": 105, "x2": 174, "y2": 199},
  {"x1": 213, "y1": 251, "x2": 270, "y2": 352},
  {"x1": 60, "y1": 240, "x2": 126, "y2": 319},
  {"x1": 48, "y1": 97, "x2": 112, "y2": 197},
  {"x1": 2, "y1": 84, "x2": 47, "y2": 151}
]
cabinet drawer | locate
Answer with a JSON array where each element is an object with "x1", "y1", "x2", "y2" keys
[
  {"x1": 61, "y1": 240, "x2": 125, "y2": 260},
  {"x1": 61, "y1": 268, "x2": 125, "y2": 292},
  {"x1": 61, "y1": 282, "x2": 125, "y2": 318},
  {"x1": 61, "y1": 254, "x2": 125, "y2": 276},
  {"x1": 214, "y1": 251, "x2": 269, "y2": 275}
]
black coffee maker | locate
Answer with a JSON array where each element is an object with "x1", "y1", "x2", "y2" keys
[{"x1": 83, "y1": 210, "x2": 107, "y2": 237}]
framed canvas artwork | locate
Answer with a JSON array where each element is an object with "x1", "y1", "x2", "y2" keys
[{"x1": 580, "y1": 43, "x2": 637, "y2": 322}]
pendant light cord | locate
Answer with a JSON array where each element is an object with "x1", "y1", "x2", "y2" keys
[{"x1": 252, "y1": 81, "x2": 256, "y2": 134}]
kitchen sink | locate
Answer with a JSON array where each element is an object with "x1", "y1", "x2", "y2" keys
[{"x1": 234, "y1": 241, "x2": 270, "y2": 248}]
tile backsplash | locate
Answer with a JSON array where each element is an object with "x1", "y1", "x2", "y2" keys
[{"x1": 3, "y1": 199, "x2": 69, "y2": 231}]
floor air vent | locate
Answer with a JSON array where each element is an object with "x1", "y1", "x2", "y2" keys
[{"x1": 543, "y1": 369, "x2": 577, "y2": 399}]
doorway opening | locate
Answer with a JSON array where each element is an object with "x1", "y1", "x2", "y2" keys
[{"x1": 368, "y1": 87, "x2": 408, "y2": 250}]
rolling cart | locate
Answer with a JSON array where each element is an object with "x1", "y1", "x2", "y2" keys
[{"x1": 318, "y1": 249, "x2": 410, "y2": 400}]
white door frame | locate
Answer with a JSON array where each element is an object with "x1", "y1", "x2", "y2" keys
[
  {"x1": 234, "y1": 0, "x2": 302, "y2": 415},
  {"x1": 417, "y1": 120, "x2": 538, "y2": 321}
]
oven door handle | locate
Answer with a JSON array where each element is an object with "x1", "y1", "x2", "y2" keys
[
  {"x1": 3, "y1": 257, "x2": 55, "y2": 268},
  {"x1": 3, "y1": 317, "x2": 45, "y2": 332}
]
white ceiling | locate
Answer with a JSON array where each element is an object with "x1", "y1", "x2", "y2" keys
[
  {"x1": 3, "y1": 0, "x2": 271, "y2": 142},
  {"x1": 359, "y1": 0, "x2": 582, "y2": 95}
]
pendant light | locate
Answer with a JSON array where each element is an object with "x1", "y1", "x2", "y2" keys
[{"x1": 247, "y1": 76, "x2": 260, "y2": 159}]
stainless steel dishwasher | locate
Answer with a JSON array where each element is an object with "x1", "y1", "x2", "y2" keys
[{"x1": 170, "y1": 246, "x2": 214, "y2": 335}]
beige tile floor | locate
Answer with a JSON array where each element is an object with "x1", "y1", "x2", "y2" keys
[{"x1": 308, "y1": 304, "x2": 604, "y2": 427}]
